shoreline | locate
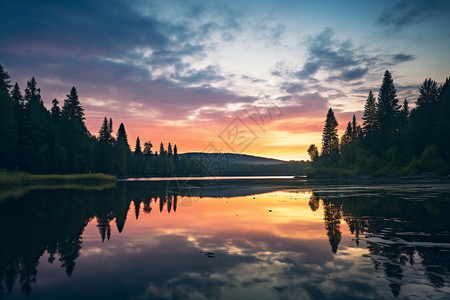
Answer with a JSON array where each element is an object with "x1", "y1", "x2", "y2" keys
[{"x1": 0, "y1": 170, "x2": 117, "y2": 186}]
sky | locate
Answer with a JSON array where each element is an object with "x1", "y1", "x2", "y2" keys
[{"x1": 1, "y1": 0, "x2": 449, "y2": 160}]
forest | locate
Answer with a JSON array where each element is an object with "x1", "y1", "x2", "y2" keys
[
  {"x1": 0, "y1": 64, "x2": 305, "y2": 177},
  {"x1": 307, "y1": 70, "x2": 450, "y2": 177},
  {"x1": 0, "y1": 64, "x2": 210, "y2": 177}
]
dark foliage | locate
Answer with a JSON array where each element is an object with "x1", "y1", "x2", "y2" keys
[{"x1": 308, "y1": 71, "x2": 450, "y2": 177}]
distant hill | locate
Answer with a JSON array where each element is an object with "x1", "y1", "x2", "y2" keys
[{"x1": 180, "y1": 152, "x2": 286, "y2": 166}]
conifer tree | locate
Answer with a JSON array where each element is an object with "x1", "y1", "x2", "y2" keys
[
  {"x1": 376, "y1": 70, "x2": 400, "y2": 130},
  {"x1": 0, "y1": 65, "x2": 17, "y2": 167},
  {"x1": 99, "y1": 117, "x2": 111, "y2": 142},
  {"x1": 115, "y1": 123, "x2": 130, "y2": 176},
  {"x1": 159, "y1": 142, "x2": 166, "y2": 156},
  {"x1": 135, "y1": 137, "x2": 142, "y2": 154},
  {"x1": 22, "y1": 77, "x2": 51, "y2": 172},
  {"x1": 62, "y1": 86, "x2": 85, "y2": 124},
  {"x1": 173, "y1": 144, "x2": 178, "y2": 158},
  {"x1": 417, "y1": 78, "x2": 439, "y2": 107},
  {"x1": 321, "y1": 108, "x2": 339, "y2": 155},
  {"x1": 399, "y1": 99, "x2": 409, "y2": 126},
  {"x1": 11, "y1": 82, "x2": 23, "y2": 108},
  {"x1": 341, "y1": 122, "x2": 353, "y2": 146},
  {"x1": 362, "y1": 91, "x2": 377, "y2": 134},
  {"x1": 108, "y1": 118, "x2": 113, "y2": 138},
  {"x1": 351, "y1": 115, "x2": 360, "y2": 139},
  {"x1": 167, "y1": 142, "x2": 173, "y2": 157}
]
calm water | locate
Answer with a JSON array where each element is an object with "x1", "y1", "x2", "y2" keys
[{"x1": 1, "y1": 179, "x2": 450, "y2": 299}]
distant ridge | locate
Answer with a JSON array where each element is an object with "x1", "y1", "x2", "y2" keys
[{"x1": 180, "y1": 152, "x2": 286, "y2": 165}]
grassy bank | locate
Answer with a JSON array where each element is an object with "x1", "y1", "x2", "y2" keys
[{"x1": 0, "y1": 170, "x2": 117, "y2": 186}]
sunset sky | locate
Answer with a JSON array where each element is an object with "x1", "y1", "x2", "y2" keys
[{"x1": 1, "y1": 0, "x2": 449, "y2": 160}]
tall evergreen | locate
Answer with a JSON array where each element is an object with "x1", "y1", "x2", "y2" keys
[
  {"x1": 96, "y1": 117, "x2": 115, "y2": 173},
  {"x1": 0, "y1": 65, "x2": 17, "y2": 167},
  {"x1": 417, "y1": 78, "x2": 439, "y2": 107},
  {"x1": 399, "y1": 99, "x2": 409, "y2": 126},
  {"x1": 99, "y1": 117, "x2": 111, "y2": 142},
  {"x1": 11, "y1": 82, "x2": 23, "y2": 108},
  {"x1": 321, "y1": 108, "x2": 339, "y2": 155},
  {"x1": 351, "y1": 115, "x2": 360, "y2": 139},
  {"x1": 115, "y1": 123, "x2": 130, "y2": 176},
  {"x1": 61, "y1": 86, "x2": 89, "y2": 172},
  {"x1": 22, "y1": 77, "x2": 51, "y2": 172},
  {"x1": 173, "y1": 144, "x2": 178, "y2": 158},
  {"x1": 167, "y1": 142, "x2": 173, "y2": 157},
  {"x1": 159, "y1": 142, "x2": 166, "y2": 156},
  {"x1": 362, "y1": 91, "x2": 377, "y2": 134},
  {"x1": 134, "y1": 137, "x2": 142, "y2": 154},
  {"x1": 376, "y1": 70, "x2": 400, "y2": 134},
  {"x1": 434, "y1": 77, "x2": 450, "y2": 162},
  {"x1": 62, "y1": 86, "x2": 85, "y2": 124},
  {"x1": 108, "y1": 118, "x2": 113, "y2": 138},
  {"x1": 341, "y1": 122, "x2": 353, "y2": 146}
]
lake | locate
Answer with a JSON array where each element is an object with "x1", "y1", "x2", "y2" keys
[{"x1": 1, "y1": 177, "x2": 450, "y2": 299}]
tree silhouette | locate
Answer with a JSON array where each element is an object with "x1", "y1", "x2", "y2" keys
[
  {"x1": 307, "y1": 144, "x2": 318, "y2": 161},
  {"x1": 362, "y1": 91, "x2": 377, "y2": 134},
  {"x1": 322, "y1": 199, "x2": 342, "y2": 254},
  {"x1": 341, "y1": 122, "x2": 353, "y2": 146},
  {"x1": 0, "y1": 65, "x2": 17, "y2": 168},
  {"x1": 143, "y1": 141, "x2": 153, "y2": 155},
  {"x1": 115, "y1": 123, "x2": 130, "y2": 176},
  {"x1": 159, "y1": 142, "x2": 166, "y2": 156},
  {"x1": 321, "y1": 108, "x2": 339, "y2": 155},
  {"x1": 417, "y1": 78, "x2": 439, "y2": 107},
  {"x1": 376, "y1": 70, "x2": 400, "y2": 134},
  {"x1": 134, "y1": 137, "x2": 142, "y2": 154}
]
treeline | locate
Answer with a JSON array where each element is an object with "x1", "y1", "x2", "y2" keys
[
  {"x1": 0, "y1": 64, "x2": 202, "y2": 177},
  {"x1": 307, "y1": 70, "x2": 450, "y2": 177}
]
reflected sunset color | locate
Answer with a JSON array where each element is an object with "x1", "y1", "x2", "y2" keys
[{"x1": 1, "y1": 180, "x2": 450, "y2": 299}]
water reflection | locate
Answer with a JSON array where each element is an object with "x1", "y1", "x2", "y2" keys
[{"x1": 0, "y1": 181, "x2": 449, "y2": 299}]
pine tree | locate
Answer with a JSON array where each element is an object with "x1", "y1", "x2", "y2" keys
[
  {"x1": 135, "y1": 137, "x2": 142, "y2": 154},
  {"x1": 351, "y1": 115, "x2": 360, "y2": 139},
  {"x1": 362, "y1": 91, "x2": 377, "y2": 134},
  {"x1": 173, "y1": 144, "x2": 178, "y2": 158},
  {"x1": 159, "y1": 142, "x2": 166, "y2": 156},
  {"x1": 321, "y1": 108, "x2": 339, "y2": 155},
  {"x1": 116, "y1": 123, "x2": 130, "y2": 176},
  {"x1": 399, "y1": 99, "x2": 409, "y2": 126},
  {"x1": 99, "y1": 117, "x2": 111, "y2": 142},
  {"x1": 23, "y1": 77, "x2": 38, "y2": 106},
  {"x1": 167, "y1": 142, "x2": 173, "y2": 157},
  {"x1": 22, "y1": 77, "x2": 51, "y2": 172},
  {"x1": 96, "y1": 117, "x2": 115, "y2": 173},
  {"x1": 108, "y1": 118, "x2": 113, "y2": 138},
  {"x1": 417, "y1": 78, "x2": 439, "y2": 107},
  {"x1": 11, "y1": 82, "x2": 23, "y2": 108},
  {"x1": 376, "y1": 70, "x2": 400, "y2": 132},
  {"x1": 62, "y1": 86, "x2": 85, "y2": 124},
  {"x1": 434, "y1": 77, "x2": 450, "y2": 162},
  {"x1": 0, "y1": 65, "x2": 17, "y2": 168},
  {"x1": 341, "y1": 122, "x2": 353, "y2": 146}
]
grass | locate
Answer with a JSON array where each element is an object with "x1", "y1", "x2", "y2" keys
[
  {"x1": 0, "y1": 170, "x2": 117, "y2": 186},
  {"x1": 0, "y1": 182, "x2": 117, "y2": 202}
]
